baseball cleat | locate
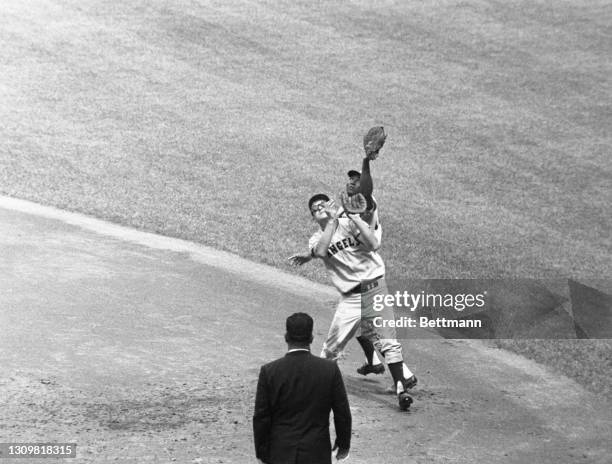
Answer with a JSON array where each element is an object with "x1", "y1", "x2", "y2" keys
[
  {"x1": 357, "y1": 363, "x2": 385, "y2": 376},
  {"x1": 398, "y1": 392, "x2": 413, "y2": 411}
]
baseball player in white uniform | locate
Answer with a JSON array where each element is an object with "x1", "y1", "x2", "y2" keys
[
  {"x1": 299, "y1": 192, "x2": 415, "y2": 410},
  {"x1": 290, "y1": 149, "x2": 418, "y2": 388}
]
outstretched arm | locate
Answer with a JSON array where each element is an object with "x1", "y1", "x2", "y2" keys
[{"x1": 287, "y1": 254, "x2": 312, "y2": 266}]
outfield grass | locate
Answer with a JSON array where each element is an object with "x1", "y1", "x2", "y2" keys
[
  {"x1": 1, "y1": 0, "x2": 610, "y2": 397},
  {"x1": 496, "y1": 339, "x2": 612, "y2": 400}
]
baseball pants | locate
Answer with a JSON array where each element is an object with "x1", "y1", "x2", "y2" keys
[{"x1": 321, "y1": 277, "x2": 404, "y2": 364}]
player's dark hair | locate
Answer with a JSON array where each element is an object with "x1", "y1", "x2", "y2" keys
[{"x1": 308, "y1": 193, "x2": 330, "y2": 212}]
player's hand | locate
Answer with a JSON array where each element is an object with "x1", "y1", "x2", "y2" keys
[
  {"x1": 332, "y1": 443, "x2": 350, "y2": 461},
  {"x1": 323, "y1": 200, "x2": 341, "y2": 219},
  {"x1": 366, "y1": 150, "x2": 379, "y2": 161},
  {"x1": 287, "y1": 254, "x2": 312, "y2": 266}
]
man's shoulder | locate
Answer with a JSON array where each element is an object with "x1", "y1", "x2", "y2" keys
[
  {"x1": 261, "y1": 355, "x2": 288, "y2": 369},
  {"x1": 304, "y1": 354, "x2": 341, "y2": 375},
  {"x1": 262, "y1": 352, "x2": 337, "y2": 371},
  {"x1": 307, "y1": 353, "x2": 336, "y2": 365}
]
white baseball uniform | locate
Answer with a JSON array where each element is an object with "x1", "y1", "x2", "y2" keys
[{"x1": 309, "y1": 213, "x2": 404, "y2": 364}]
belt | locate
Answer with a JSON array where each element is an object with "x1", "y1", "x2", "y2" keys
[{"x1": 345, "y1": 275, "x2": 384, "y2": 295}]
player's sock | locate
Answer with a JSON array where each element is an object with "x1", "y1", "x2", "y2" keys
[
  {"x1": 356, "y1": 335, "x2": 374, "y2": 364},
  {"x1": 387, "y1": 362, "x2": 407, "y2": 391},
  {"x1": 402, "y1": 363, "x2": 414, "y2": 378}
]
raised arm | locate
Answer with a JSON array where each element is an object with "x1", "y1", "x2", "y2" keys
[
  {"x1": 358, "y1": 157, "x2": 374, "y2": 211},
  {"x1": 312, "y1": 200, "x2": 341, "y2": 258},
  {"x1": 312, "y1": 217, "x2": 338, "y2": 258},
  {"x1": 347, "y1": 213, "x2": 380, "y2": 251}
]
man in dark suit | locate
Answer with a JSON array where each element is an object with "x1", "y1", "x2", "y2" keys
[{"x1": 253, "y1": 312, "x2": 352, "y2": 464}]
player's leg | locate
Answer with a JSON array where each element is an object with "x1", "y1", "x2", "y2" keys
[
  {"x1": 355, "y1": 326, "x2": 384, "y2": 376},
  {"x1": 360, "y1": 278, "x2": 416, "y2": 383},
  {"x1": 359, "y1": 319, "x2": 413, "y2": 409},
  {"x1": 352, "y1": 280, "x2": 384, "y2": 374},
  {"x1": 323, "y1": 299, "x2": 385, "y2": 372},
  {"x1": 376, "y1": 338, "x2": 416, "y2": 387},
  {"x1": 320, "y1": 294, "x2": 363, "y2": 360},
  {"x1": 361, "y1": 279, "x2": 416, "y2": 410}
]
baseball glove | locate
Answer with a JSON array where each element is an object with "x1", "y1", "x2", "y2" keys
[
  {"x1": 363, "y1": 126, "x2": 386, "y2": 158},
  {"x1": 340, "y1": 191, "x2": 367, "y2": 215}
]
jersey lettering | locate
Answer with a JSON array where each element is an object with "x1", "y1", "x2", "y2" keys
[
  {"x1": 327, "y1": 235, "x2": 361, "y2": 257},
  {"x1": 309, "y1": 217, "x2": 384, "y2": 293}
]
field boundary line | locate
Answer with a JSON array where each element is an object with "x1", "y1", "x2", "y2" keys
[{"x1": 0, "y1": 195, "x2": 337, "y2": 302}]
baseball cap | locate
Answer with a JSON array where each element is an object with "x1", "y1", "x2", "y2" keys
[
  {"x1": 308, "y1": 193, "x2": 330, "y2": 211},
  {"x1": 347, "y1": 170, "x2": 361, "y2": 178},
  {"x1": 286, "y1": 312, "x2": 313, "y2": 343}
]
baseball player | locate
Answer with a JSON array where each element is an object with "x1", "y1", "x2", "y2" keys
[
  {"x1": 346, "y1": 153, "x2": 386, "y2": 376},
  {"x1": 289, "y1": 155, "x2": 384, "y2": 374},
  {"x1": 343, "y1": 165, "x2": 419, "y2": 392},
  {"x1": 301, "y1": 191, "x2": 414, "y2": 410},
  {"x1": 290, "y1": 153, "x2": 417, "y2": 386}
]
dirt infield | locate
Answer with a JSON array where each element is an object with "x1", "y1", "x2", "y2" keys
[{"x1": 1, "y1": 199, "x2": 610, "y2": 463}]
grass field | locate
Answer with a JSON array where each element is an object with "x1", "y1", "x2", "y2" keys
[{"x1": 1, "y1": 1, "x2": 611, "y2": 397}]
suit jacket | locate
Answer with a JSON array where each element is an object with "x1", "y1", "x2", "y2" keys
[{"x1": 253, "y1": 350, "x2": 351, "y2": 464}]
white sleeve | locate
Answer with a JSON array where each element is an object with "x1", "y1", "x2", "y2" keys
[
  {"x1": 373, "y1": 221, "x2": 382, "y2": 242},
  {"x1": 308, "y1": 231, "x2": 322, "y2": 256}
]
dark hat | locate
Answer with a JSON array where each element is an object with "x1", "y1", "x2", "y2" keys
[
  {"x1": 308, "y1": 193, "x2": 330, "y2": 210},
  {"x1": 347, "y1": 170, "x2": 361, "y2": 178},
  {"x1": 286, "y1": 312, "x2": 313, "y2": 343}
]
